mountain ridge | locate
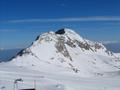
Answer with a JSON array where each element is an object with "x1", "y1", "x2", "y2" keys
[{"x1": 9, "y1": 28, "x2": 120, "y2": 77}]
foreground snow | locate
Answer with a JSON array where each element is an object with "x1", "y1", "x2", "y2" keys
[{"x1": 0, "y1": 63, "x2": 120, "y2": 90}]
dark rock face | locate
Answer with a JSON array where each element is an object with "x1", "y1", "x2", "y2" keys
[
  {"x1": 55, "y1": 29, "x2": 65, "y2": 34},
  {"x1": 17, "y1": 49, "x2": 25, "y2": 56},
  {"x1": 95, "y1": 43, "x2": 102, "y2": 49},
  {"x1": 55, "y1": 37, "x2": 73, "y2": 61},
  {"x1": 35, "y1": 36, "x2": 40, "y2": 41}
]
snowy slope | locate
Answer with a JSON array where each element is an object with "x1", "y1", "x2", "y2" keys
[
  {"x1": 0, "y1": 63, "x2": 120, "y2": 90},
  {"x1": 10, "y1": 28, "x2": 120, "y2": 77}
]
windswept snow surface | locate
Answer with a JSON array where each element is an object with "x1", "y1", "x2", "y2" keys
[
  {"x1": 0, "y1": 28, "x2": 120, "y2": 90},
  {"x1": 0, "y1": 63, "x2": 120, "y2": 90}
]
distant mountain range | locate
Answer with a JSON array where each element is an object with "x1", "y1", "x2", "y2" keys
[
  {"x1": 104, "y1": 43, "x2": 120, "y2": 53},
  {"x1": 0, "y1": 49, "x2": 21, "y2": 62}
]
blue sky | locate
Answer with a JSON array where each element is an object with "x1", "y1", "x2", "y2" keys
[{"x1": 0, "y1": 0, "x2": 120, "y2": 49}]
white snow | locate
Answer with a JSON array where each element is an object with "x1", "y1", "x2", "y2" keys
[
  {"x1": 0, "y1": 63, "x2": 120, "y2": 90},
  {"x1": 0, "y1": 28, "x2": 120, "y2": 90}
]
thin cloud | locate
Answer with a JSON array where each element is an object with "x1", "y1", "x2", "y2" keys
[
  {"x1": 101, "y1": 41, "x2": 120, "y2": 44},
  {"x1": 2, "y1": 16, "x2": 120, "y2": 23}
]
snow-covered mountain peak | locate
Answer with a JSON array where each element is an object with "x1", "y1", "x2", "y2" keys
[
  {"x1": 55, "y1": 28, "x2": 77, "y2": 35},
  {"x1": 57, "y1": 28, "x2": 84, "y2": 42},
  {"x1": 10, "y1": 28, "x2": 120, "y2": 77},
  {"x1": 32, "y1": 28, "x2": 106, "y2": 53},
  {"x1": 34, "y1": 28, "x2": 84, "y2": 43}
]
